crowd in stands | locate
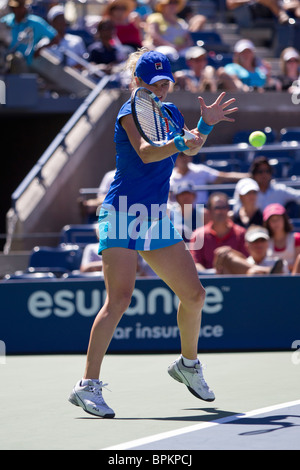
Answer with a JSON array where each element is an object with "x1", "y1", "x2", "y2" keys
[
  {"x1": 78, "y1": 150, "x2": 300, "y2": 279},
  {"x1": 0, "y1": 0, "x2": 299, "y2": 94},
  {"x1": 1, "y1": 0, "x2": 300, "y2": 280}
]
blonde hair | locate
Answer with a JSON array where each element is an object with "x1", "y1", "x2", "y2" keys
[
  {"x1": 279, "y1": 47, "x2": 300, "y2": 75},
  {"x1": 124, "y1": 46, "x2": 150, "y2": 87}
]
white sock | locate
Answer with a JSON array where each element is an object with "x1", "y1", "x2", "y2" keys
[
  {"x1": 81, "y1": 378, "x2": 99, "y2": 386},
  {"x1": 181, "y1": 355, "x2": 199, "y2": 368}
]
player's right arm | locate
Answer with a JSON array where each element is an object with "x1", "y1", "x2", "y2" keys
[{"x1": 121, "y1": 114, "x2": 202, "y2": 164}]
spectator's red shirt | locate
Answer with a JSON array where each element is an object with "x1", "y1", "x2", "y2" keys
[{"x1": 190, "y1": 221, "x2": 248, "y2": 269}]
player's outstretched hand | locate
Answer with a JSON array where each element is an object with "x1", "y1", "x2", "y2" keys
[{"x1": 198, "y1": 92, "x2": 238, "y2": 126}]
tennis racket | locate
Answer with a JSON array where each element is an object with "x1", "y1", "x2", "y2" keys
[{"x1": 131, "y1": 87, "x2": 195, "y2": 147}]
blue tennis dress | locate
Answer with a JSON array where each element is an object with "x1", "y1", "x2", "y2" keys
[{"x1": 98, "y1": 98, "x2": 184, "y2": 253}]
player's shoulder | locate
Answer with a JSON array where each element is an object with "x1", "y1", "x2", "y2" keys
[{"x1": 117, "y1": 98, "x2": 132, "y2": 119}]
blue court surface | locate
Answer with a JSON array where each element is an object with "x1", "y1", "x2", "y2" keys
[{"x1": 105, "y1": 400, "x2": 300, "y2": 450}]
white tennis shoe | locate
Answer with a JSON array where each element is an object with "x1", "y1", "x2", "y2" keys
[
  {"x1": 68, "y1": 379, "x2": 115, "y2": 418},
  {"x1": 168, "y1": 357, "x2": 215, "y2": 402}
]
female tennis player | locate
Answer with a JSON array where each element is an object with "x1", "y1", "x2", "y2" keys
[{"x1": 69, "y1": 48, "x2": 238, "y2": 418}]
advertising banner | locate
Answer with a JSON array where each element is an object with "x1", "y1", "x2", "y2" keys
[{"x1": 0, "y1": 275, "x2": 298, "y2": 354}]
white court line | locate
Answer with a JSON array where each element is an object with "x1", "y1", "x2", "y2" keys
[{"x1": 103, "y1": 399, "x2": 300, "y2": 450}]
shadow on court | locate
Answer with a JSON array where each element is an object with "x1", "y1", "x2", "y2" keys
[
  {"x1": 236, "y1": 414, "x2": 300, "y2": 436},
  {"x1": 76, "y1": 407, "x2": 241, "y2": 422}
]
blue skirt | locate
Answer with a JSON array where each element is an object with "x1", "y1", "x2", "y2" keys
[{"x1": 98, "y1": 206, "x2": 182, "y2": 254}]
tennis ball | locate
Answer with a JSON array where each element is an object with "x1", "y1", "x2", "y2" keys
[{"x1": 249, "y1": 131, "x2": 267, "y2": 147}]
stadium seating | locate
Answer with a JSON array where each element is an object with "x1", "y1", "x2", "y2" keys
[
  {"x1": 232, "y1": 127, "x2": 277, "y2": 145},
  {"x1": 279, "y1": 127, "x2": 300, "y2": 143},
  {"x1": 190, "y1": 31, "x2": 230, "y2": 52},
  {"x1": 3, "y1": 270, "x2": 57, "y2": 281},
  {"x1": 28, "y1": 244, "x2": 83, "y2": 276},
  {"x1": 60, "y1": 224, "x2": 98, "y2": 246},
  {"x1": 66, "y1": 28, "x2": 95, "y2": 47},
  {"x1": 288, "y1": 161, "x2": 300, "y2": 177},
  {"x1": 206, "y1": 158, "x2": 243, "y2": 172},
  {"x1": 62, "y1": 270, "x2": 104, "y2": 279}
]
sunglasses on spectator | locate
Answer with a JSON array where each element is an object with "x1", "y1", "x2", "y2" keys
[
  {"x1": 212, "y1": 205, "x2": 229, "y2": 210},
  {"x1": 255, "y1": 169, "x2": 271, "y2": 174}
]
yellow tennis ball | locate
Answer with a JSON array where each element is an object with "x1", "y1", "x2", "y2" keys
[{"x1": 249, "y1": 131, "x2": 266, "y2": 147}]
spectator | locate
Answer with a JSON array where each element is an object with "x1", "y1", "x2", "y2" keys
[
  {"x1": 103, "y1": 0, "x2": 143, "y2": 51},
  {"x1": 143, "y1": 0, "x2": 193, "y2": 59},
  {"x1": 226, "y1": 0, "x2": 289, "y2": 27},
  {"x1": 80, "y1": 241, "x2": 156, "y2": 277},
  {"x1": 213, "y1": 225, "x2": 287, "y2": 274},
  {"x1": 168, "y1": 182, "x2": 203, "y2": 243},
  {"x1": 231, "y1": 177, "x2": 263, "y2": 228},
  {"x1": 80, "y1": 241, "x2": 103, "y2": 274},
  {"x1": 233, "y1": 156, "x2": 300, "y2": 215},
  {"x1": 291, "y1": 253, "x2": 300, "y2": 274},
  {"x1": 87, "y1": 17, "x2": 127, "y2": 74},
  {"x1": 46, "y1": 5, "x2": 87, "y2": 68},
  {"x1": 263, "y1": 203, "x2": 300, "y2": 272},
  {"x1": 173, "y1": 46, "x2": 238, "y2": 92},
  {"x1": 0, "y1": 0, "x2": 58, "y2": 70},
  {"x1": 281, "y1": 0, "x2": 300, "y2": 19},
  {"x1": 190, "y1": 192, "x2": 248, "y2": 272},
  {"x1": 177, "y1": 3, "x2": 207, "y2": 32},
  {"x1": 277, "y1": 47, "x2": 300, "y2": 92},
  {"x1": 80, "y1": 168, "x2": 116, "y2": 223},
  {"x1": 169, "y1": 151, "x2": 249, "y2": 206},
  {"x1": 223, "y1": 39, "x2": 267, "y2": 92}
]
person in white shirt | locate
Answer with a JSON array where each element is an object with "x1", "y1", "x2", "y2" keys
[
  {"x1": 213, "y1": 225, "x2": 288, "y2": 274},
  {"x1": 170, "y1": 152, "x2": 249, "y2": 205},
  {"x1": 46, "y1": 5, "x2": 87, "y2": 68},
  {"x1": 233, "y1": 156, "x2": 300, "y2": 214},
  {"x1": 169, "y1": 152, "x2": 249, "y2": 223}
]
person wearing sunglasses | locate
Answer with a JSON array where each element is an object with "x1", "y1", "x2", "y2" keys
[{"x1": 233, "y1": 156, "x2": 300, "y2": 216}]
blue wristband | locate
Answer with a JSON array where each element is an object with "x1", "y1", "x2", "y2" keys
[
  {"x1": 197, "y1": 117, "x2": 214, "y2": 135},
  {"x1": 174, "y1": 135, "x2": 189, "y2": 151}
]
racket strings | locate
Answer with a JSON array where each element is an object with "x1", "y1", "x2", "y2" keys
[{"x1": 135, "y1": 92, "x2": 168, "y2": 144}]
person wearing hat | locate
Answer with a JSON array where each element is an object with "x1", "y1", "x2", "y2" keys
[
  {"x1": 0, "y1": 0, "x2": 58, "y2": 66},
  {"x1": 144, "y1": 0, "x2": 193, "y2": 57},
  {"x1": 213, "y1": 224, "x2": 286, "y2": 274},
  {"x1": 278, "y1": 47, "x2": 300, "y2": 92},
  {"x1": 169, "y1": 152, "x2": 249, "y2": 225},
  {"x1": 223, "y1": 39, "x2": 268, "y2": 91},
  {"x1": 168, "y1": 181, "x2": 201, "y2": 243},
  {"x1": 68, "y1": 48, "x2": 238, "y2": 418},
  {"x1": 173, "y1": 45, "x2": 239, "y2": 92},
  {"x1": 103, "y1": 0, "x2": 143, "y2": 50},
  {"x1": 46, "y1": 5, "x2": 87, "y2": 68},
  {"x1": 232, "y1": 177, "x2": 263, "y2": 228},
  {"x1": 263, "y1": 203, "x2": 300, "y2": 271},
  {"x1": 233, "y1": 156, "x2": 300, "y2": 215}
]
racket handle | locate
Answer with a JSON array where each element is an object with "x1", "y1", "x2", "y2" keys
[{"x1": 183, "y1": 129, "x2": 196, "y2": 140}]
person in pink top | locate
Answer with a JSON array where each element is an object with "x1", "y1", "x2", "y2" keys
[
  {"x1": 190, "y1": 192, "x2": 248, "y2": 272},
  {"x1": 263, "y1": 203, "x2": 300, "y2": 273}
]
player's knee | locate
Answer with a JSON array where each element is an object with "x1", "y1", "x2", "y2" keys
[
  {"x1": 107, "y1": 290, "x2": 133, "y2": 314},
  {"x1": 185, "y1": 283, "x2": 206, "y2": 311}
]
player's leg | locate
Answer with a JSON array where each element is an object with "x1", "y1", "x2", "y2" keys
[
  {"x1": 140, "y1": 241, "x2": 215, "y2": 401},
  {"x1": 140, "y1": 241, "x2": 204, "y2": 359},
  {"x1": 84, "y1": 247, "x2": 138, "y2": 379},
  {"x1": 69, "y1": 247, "x2": 138, "y2": 417}
]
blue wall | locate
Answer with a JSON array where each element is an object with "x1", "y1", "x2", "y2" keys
[{"x1": 0, "y1": 275, "x2": 299, "y2": 354}]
